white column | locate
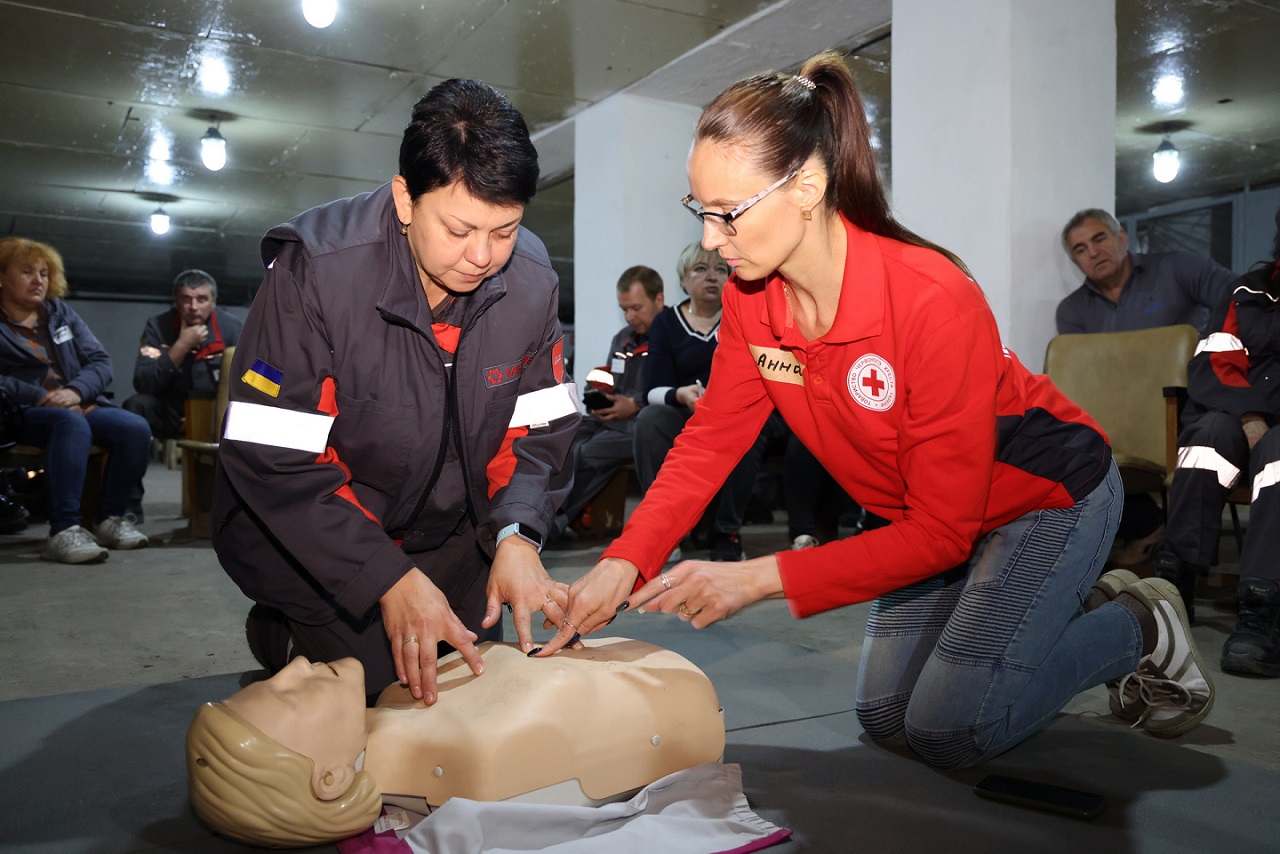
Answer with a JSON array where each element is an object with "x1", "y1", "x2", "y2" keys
[
  {"x1": 572, "y1": 93, "x2": 702, "y2": 385},
  {"x1": 892, "y1": 0, "x2": 1115, "y2": 368}
]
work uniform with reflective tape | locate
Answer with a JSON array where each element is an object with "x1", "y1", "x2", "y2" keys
[
  {"x1": 1166, "y1": 261, "x2": 1280, "y2": 578},
  {"x1": 211, "y1": 182, "x2": 578, "y2": 691},
  {"x1": 603, "y1": 218, "x2": 1112, "y2": 615}
]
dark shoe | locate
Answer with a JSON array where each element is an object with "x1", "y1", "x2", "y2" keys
[
  {"x1": 1220, "y1": 577, "x2": 1280, "y2": 677},
  {"x1": 709, "y1": 531, "x2": 743, "y2": 562},
  {"x1": 0, "y1": 492, "x2": 28, "y2": 534},
  {"x1": 1153, "y1": 549, "x2": 1200, "y2": 625}
]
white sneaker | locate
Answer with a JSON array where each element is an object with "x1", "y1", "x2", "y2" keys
[
  {"x1": 41, "y1": 525, "x2": 109, "y2": 564},
  {"x1": 1122, "y1": 577, "x2": 1214, "y2": 737},
  {"x1": 792, "y1": 534, "x2": 819, "y2": 550},
  {"x1": 95, "y1": 515, "x2": 149, "y2": 550}
]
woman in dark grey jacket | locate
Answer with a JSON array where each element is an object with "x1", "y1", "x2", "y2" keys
[
  {"x1": 213, "y1": 79, "x2": 579, "y2": 702},
  {"x1": 0, "y1": 237, "x2": 151, "y2": 563}
]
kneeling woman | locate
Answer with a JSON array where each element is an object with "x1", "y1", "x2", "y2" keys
[{"x1": 540, "y1": 52, "x2": 1213, "y2": 768}]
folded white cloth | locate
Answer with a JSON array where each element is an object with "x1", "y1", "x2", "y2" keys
[{"x1": 338, "y1": 762, "x2": 790, "y2": 854}]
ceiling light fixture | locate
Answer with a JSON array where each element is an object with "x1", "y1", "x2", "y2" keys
[
  {"x1": 302, "y1": 0, "x2": 338, "y2": 28},
  {"x1": 1152, "y1": 137, "x2": 1180, "y2": 183},
  {"x1": 1152, "y1": 73, "x2": 1184, "y2": 107},
  {"x1": 201, "y1": 120, "x2": 227, "y2": 171},
  {"x1": 150, "y1": 207, "x2": 171, "y2": 235}
]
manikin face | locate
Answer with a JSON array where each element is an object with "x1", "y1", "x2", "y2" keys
[
  {"x1": 686, "y1": 140, "x2": 804, "y2": 283},
  {"x1": 224, "y1": 656, "x2": 367, "y2": 797},
  {"x1": 616, "y1": 282, "x2": 664, "y2": 335},
  {"x1": 392, "y1": 177, "x2": 525, "y2": 304},
  {"x1": 175, "y1": 284, "x2": 215, "y2": 327},
  {"x1": 1066, "y1": 217, "x2": 1130, "y2": 286},
  {"x1": 0, "y1": 257, "x2": 50, "y2": 314}
]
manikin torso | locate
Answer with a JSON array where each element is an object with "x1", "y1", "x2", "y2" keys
[{"x1": 364, "y1": 638, "x2": 726, "y2": 807}]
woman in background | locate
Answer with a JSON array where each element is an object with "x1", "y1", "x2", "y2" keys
[{"x1": 0, "y1": 236, "x2": 150, "y2": 563}]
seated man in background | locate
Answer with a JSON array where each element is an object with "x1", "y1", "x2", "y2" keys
[
  {"x1": 1153, "y1": 206, "x2": 1280, "y2": 678},
  {"x1": 549, "y1": 266, "x2": 663, "y2": 543},
  {"x1": 123, "y1": 269, "x2": 241, "y2": 516},
  {"x1": 1056, "y1": 207, "x2": 1234, "y2": 335},
  {"x1": 1056, "y1": 208, "x2": 1237, "y2": 565}
]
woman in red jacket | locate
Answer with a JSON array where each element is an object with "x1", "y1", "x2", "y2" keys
[{"x1": 539, "y1": 52, "x2": 1214, "y2": 767}]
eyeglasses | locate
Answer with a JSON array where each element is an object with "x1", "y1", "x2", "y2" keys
[{"x1": 681, "y1": 170, "x2": 799, "y2": 235}]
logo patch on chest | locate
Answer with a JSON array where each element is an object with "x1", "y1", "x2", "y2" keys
[
  {"x1": 749, "y1": 344, "x2": 805, "y2": 386},
  {"x1": 484, "y1": 354, "x2": 533, "y2": 388},
  {"x1": 847, "y1": 354, "x2": 895, "y2": 411}
]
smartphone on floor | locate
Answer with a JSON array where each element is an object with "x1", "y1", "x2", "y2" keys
[{"x1": 974, "y1": 774, "x2": 1105, "y2": 820}]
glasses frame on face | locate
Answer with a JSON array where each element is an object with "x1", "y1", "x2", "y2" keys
[{"x1": 681, "y1": 170, "x2": 799, "y2": 236}]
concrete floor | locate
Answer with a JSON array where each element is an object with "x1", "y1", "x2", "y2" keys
[{"x1": 0, "y1": 462, "x2": 1277, "y2": 851}]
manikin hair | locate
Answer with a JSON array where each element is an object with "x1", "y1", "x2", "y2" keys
[{"x1": 185, "y1": 702, "x2": 381, "y2": 847}]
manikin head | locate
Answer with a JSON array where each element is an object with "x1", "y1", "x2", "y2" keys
[{"x1": 185, "y1": 657, "x2": 381, "y2": 848}]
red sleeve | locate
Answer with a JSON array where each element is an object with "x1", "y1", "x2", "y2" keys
[
  {"x1": 602, "y1": 282, "x2": 774, "y2": 579},
  {"x1": 777, "y1": 303, "x2": 1000, "y2": 617}
]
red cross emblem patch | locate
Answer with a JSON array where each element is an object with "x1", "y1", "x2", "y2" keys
[{"x1": 847, "y1": 354, "x2": 896, "y2": 411}]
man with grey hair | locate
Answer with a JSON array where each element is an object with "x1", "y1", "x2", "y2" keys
[
  {"x1": 1055, "y1": 207, "x2": 1234, "y2": 335},
  {"x1": 123, "y1": 269, "x2": 242, "y2": 515}
]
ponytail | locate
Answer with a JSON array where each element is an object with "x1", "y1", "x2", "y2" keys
[{"x1": 696, "y1": 51, "x2": 970, "y2": 277}]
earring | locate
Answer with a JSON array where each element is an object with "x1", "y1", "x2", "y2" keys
[
  {"x1": 802, "y1": 209, "x2": 813, "y2": 221},
  {"x1": 400, "y1": 223, "x2": 409, "y2": 235}
]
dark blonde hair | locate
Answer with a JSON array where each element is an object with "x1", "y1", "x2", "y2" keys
[
  {"x1": 0, "y1": 237, "x2": 68, "y2": 299},
  {"x1": 694, "y1": 51, "x2": 969, "y2": 276}
]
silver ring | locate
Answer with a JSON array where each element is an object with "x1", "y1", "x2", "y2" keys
[
  {"x1": 660, "y1": 574, "x2": 673, "y2": 590},
  {"x1": 402, "y1": 636, "x2": 418, "y2": 647}
]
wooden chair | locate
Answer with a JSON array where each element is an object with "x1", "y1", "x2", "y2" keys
[
  {"x1": 177, "y1": 346, "x2": 236, "y2": 537},
  {"x1": 1044, "y1": 325, "x2": 1199, "y2": 502}
]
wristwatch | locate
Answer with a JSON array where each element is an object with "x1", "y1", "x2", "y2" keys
[{"x1": 496, "y1": 522, "x2": 543, "y2": 553}]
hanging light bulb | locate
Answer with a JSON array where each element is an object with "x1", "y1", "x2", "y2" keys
[
  {"x1": 150, "y1": 207, "x2": 171, "y2": 235},
  {"x1": 201, "y1": 124, "x2": 227, "y2": 171},
  {"x1": 302, "y1": 0, "x2": 338, "y2": 28},
  {"x1": 1152, "y1": 137, "x2": 1180, "y2": 183}
]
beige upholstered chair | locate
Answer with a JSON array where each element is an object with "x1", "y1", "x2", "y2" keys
[{"x1": 1044, "y1": 325, "x2": 1199, "y2": 499}]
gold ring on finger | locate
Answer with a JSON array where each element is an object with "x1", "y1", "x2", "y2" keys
[
  {"x1": 543, "y1": 596, "x2": 556, "y2": 609},
  {"x1": 678, "y1": 604, "x2": 702, "y2": 618},
  {"x1": 562, "y1": 618, "x2": 578, "y2": 632}
]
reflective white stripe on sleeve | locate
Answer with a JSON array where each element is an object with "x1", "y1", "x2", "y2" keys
[
  {"x1": 1193, "y1": 332, "x2": 1246, "y2": 357},
  {"x1": 508, "y1": 383, "x2": 578, "y2": 428},
  {"x1": 1253, "y1": 460, "x2": 1280, "y2": 502},
  {"x1": 1176, "y1": 445, "x2": 1241, "y2": 490},
  {"x1": 223, "y1": 401, "x2": 335, "y2": 453}
]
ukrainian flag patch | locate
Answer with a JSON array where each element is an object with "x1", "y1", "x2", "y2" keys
[{"x1": 242, "y1": 359, "x2": 284, "y2": 397}]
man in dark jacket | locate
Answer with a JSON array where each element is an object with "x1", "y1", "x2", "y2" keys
[
  {"x1": 124, "y1": 268, "x2": 242, "y2": 441},
  {"x1": 1153, "y1": 207, "x2": 1280, "y2": 677},
  {"x1": 549, "y1": 265, "x2": 663, "y2": 543}
]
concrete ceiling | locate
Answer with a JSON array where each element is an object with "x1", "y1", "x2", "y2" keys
[{"x1": 0, "y1": 0, "x2": 1276, "y2": 307}]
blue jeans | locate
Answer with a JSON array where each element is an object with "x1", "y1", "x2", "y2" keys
[
  {"x1": 854, "y1": 462, "x2": 1139, "y2": 769},
  {"x1": 17, "y1": 405, "x2": 152, "y2": 533}
]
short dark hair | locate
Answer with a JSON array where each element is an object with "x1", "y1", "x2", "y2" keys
[
  {"x1": 398, "y1": 79, "x2": 539, "y2": 206},
  {"x1": 173, "y1": 268, "x2": 217, "y2": 298},
  {"x1": 616, "y1": 265, "x2": 663, "y2": 300}
]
